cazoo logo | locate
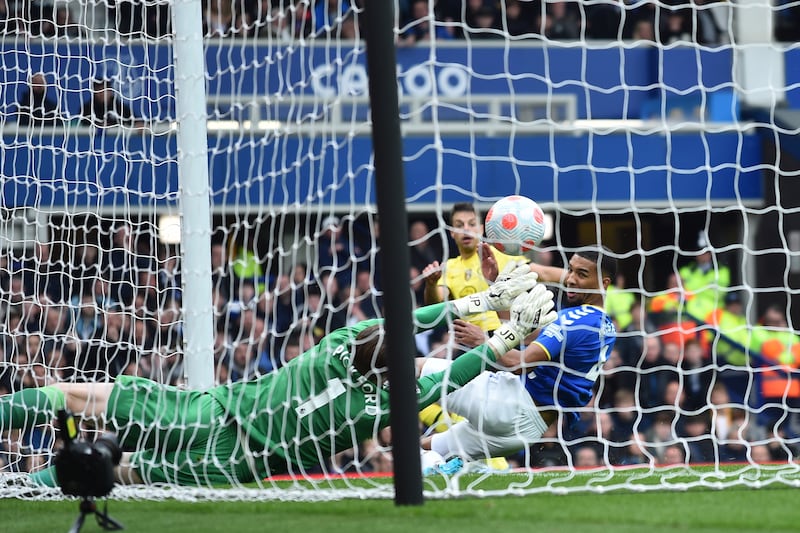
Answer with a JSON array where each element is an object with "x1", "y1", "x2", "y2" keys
[{"x1": 310, "y1": 63, "x2": 469, "y2": 98}]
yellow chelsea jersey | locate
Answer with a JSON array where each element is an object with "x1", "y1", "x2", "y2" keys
[{"x1": 437, "y1": 247, "x2": 521, "y2": 331}]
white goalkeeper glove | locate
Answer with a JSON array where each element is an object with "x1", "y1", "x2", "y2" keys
[
  {"x1": 495, "y1": 260, "x2": 531, "y2": 283},
  {"x1": 451, "y1": 261, "x2": 537, "y2": 317},
  {"x1": 487, "y1": 284, "x2": 558, "y2": 356}
]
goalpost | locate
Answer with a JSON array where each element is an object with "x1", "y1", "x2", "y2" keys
[{"x1": 2, "y1": 0, "x2": 800, "y2": 501}]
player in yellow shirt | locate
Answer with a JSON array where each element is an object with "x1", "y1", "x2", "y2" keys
[{"x1": 422, "y1": 202, "x2": 523, "y2": 332}]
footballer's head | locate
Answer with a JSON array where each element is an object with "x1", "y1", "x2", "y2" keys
[
  {"x1": 449, "y1": 202, "x2": 482, "y2": 255},
  {"x1": 564, "y1": 246, "x2": 617, "y2": 307},
  {"x1": 353, "y1": 324, "x2": 388, "y2": 384}
]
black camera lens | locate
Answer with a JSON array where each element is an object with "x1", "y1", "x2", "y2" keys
[
  {"x1": 54, "y1": 411, "x2": 123, "y2": 498},
  {"x1": 94, "y1": 433, "x2": 123, "y2": 466}
]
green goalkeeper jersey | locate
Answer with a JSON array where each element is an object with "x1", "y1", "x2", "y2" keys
[{"x1": 206, "y1": 302, "x2": 496, "y2": 476}]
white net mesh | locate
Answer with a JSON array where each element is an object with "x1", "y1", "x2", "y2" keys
[{"x1": 2, "y1": 0, "x2": 800, "y2": 500}]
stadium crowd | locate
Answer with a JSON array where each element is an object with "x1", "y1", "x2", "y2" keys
[
  {"x1": 1, "y1": 214, "x2": 799, "y2": 475},
  {"x1": 0, "y1": 0, "x2": 798, "y2": 44}
]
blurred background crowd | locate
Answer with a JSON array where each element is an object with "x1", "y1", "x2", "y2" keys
[{"x1": 1, "y1": 214, "x2": 799, "y2": 473}]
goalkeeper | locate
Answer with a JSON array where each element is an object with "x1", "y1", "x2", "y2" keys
[{"x1": 0, "y1": 267, "x2": 556, "y2": 487}]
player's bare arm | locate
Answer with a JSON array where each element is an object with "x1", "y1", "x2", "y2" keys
[{"x1": 495, "y1": 342, "x2": 550, "y2": 374}]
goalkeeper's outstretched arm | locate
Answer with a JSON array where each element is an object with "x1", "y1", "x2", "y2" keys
[
  {"x1": 416, "y1": 284, "x2": 557, "y2": 407},
  {"x1": 413, "y1": 263, "x2": 540, "y2": 331}
]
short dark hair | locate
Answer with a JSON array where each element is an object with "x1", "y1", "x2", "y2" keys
[
  {"x1": 574, "y1": 246, "x2": 618, "y2": 281},
  {"x1": 352, "y1": 324, "x2": 387, "y2": 383},
  {"x1": 450, "y1": 202, "x2": 479, "y2": 220}
]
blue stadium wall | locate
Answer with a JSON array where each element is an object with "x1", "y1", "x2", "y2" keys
[{"x1": 2, "y1": 42, "x2": 781, "y2": 209}]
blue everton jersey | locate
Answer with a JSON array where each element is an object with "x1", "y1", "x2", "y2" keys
[{"x1": 524, "y1": 305, "x2": 616, "y2": 418}]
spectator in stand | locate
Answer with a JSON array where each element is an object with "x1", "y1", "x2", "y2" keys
[
  {"x1": 20, "y1": 243, "x2": 67, "y2": 304},
  {"x1": 348, "y1": 269, "x2": 382, "y2": 322},
  {"x1": 251, "y1": 4, "x2": 287, "y2": 39},
  {"x1": 408, "y1": 220, "x2": 441, "y2": 275},
  {"x1": 691, "y1": 0, "x2": 724, "y2": 46},
  {"x1": 397, "y1": 1, "x2": 440, "y2": 46},
  {"x1": 155, "y1": 295, "x2": 183, "y2": 351},
  {"x1": 230, "y1": 241, "x2": 264, "y2": 294},
  {"x1": 529, "y1": 424, "x2": 568, "y2": 467},
  {"x1": 751, "y1": 305, "x2": 800, "y2": 437},
  {"x1": 573, "y1": 445, "x2": 601, "y2": 467},
  {"x1": 43, "y1": 4, "x2": 82, "y2": 38},
  {"x1": 271, "y1": 267, "x2": 307, "y2": 336},
  {"x1": 604, "y1": 272, "x2": 635, "y2": 331},
  {"x1": 661, "y1": 379, "x2": 688, "y2": 435},
  {"x1": 607, "y1": 388, "x2": 639, "y2": 445},
  {"x1": 616, "y1": 432, "x2": 650, "y2": 465},
  {"x1": 645, "y1": 411, "x2": 676, "y2": 463},
  {"x1": 659, "y1": 6, "x2": 691, "y2": 44},
  {"x1": 39, "y1": 301, "x2": 69, "y2": 340},
  {"x1": 80, "y1": 78, "x2": 144, "y2": 129},
  {"x1": 0, "y1": 0, "x2": 15, "y2": 34},
  {"x1": 410, "y1": 265, "x2": 427, "y2": 308},
  {"x1": 210, "y1": 242, "x2": 234, "y2": 302},
  {"x1": 68, "y1": 243, "x2": 102, "y2": 299},
  {"x1": 749, "y1": 443, "x2": 773, "y2": 464},
  {"x1": 648, "y1": 272, "x2": 681, "y2": 327},
  {"x1": 316, "y1": 215, "x2": 353, "y2": 288},
  {"x1": 705, "y1": 291, "x2": 751, "y2": 406},
  {"x1": 631, "y1": 18, "x2": 656, "y2": 42},
  {"x1": 13, "y1": 72, "x2": 62, "y2": 127},
  {"x1": 680, "y1": 413, "x2": 715, "y2": 463},
  {"x1": 312, "y1": 0, "x2": 350, "y2": 35},
  {"x1": 620, "y1": 0, "x2": 657, "y2": 41},
  {"x1": 499, "y1": 0, "x2": 533, "y2": 36},
  {"x1": 316, "y1": 271, "x2": 348, "y2": 333},
  {"x1": 202, "y1": 0, "x2": 234, "y2": 37},
  {"x1": 468, "y1": 5, "x2": 501, "y2": 39},
  {"x1": 679, "y1": 231, "x2": 731, "y2": 322},
  {"x1": 158, "y1": 250, "x2": 182, "y2": 305},
  {"x1": 680, "y1": 338, "x2": 715, "y2": 412},
  {"x1": 596, "y1": 348, "x2": 636, "y2": 408},
  {"x1": 69, "y1": 290, "x2": 104, "y2": 342},
  {"x1": 637, "y1": 335, "x2": 669, "y2": 422},
  {"x1": 543, "y1": 0, "x2": 582, "y2": 40},
  {"x1": 662, "y1": 443, "x2": 686, "y2": 465},
  {"x1": 615, "y1": 297, "x2": 657, "y2": 374},
  {"x1": 585, "y1": 0, "x2": 621, "y2": 39},
  {"x1": 228, "y1": 340, "x2": 271, "y2": 382},
  {"x1": 458, "y1": 0, "x2": 496, "y2": 36}
]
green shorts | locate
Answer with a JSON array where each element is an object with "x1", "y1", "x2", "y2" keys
[{"x1": 108, "y1": 375, "x2": 254, "y2": 486}]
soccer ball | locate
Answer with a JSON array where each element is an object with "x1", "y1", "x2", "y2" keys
[{"x1": 484, "y1": 195, "x2": 546, "y2": 256}]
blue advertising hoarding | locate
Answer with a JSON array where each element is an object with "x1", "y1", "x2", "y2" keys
[{"x1": 0, "y1": 42, "x2": 762, "y2": 210}]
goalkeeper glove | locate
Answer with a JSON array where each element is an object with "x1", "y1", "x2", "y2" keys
[
  {"x1": 487, "y1": 284, "x2": 558, "y2": 356},
  {"x1": 451, "y1": 262, "x2": 537, "y2": 317}
]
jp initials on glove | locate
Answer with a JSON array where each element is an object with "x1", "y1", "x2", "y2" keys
[
  {"x1": 487, "y1": 284, "x2": 558, "y2": 356},
  {"x1": 451, "y1": 261, "x2": 537, "y2": 317}
]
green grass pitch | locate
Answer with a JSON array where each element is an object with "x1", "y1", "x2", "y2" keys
[{"x1": 3, "y1": 466, "x2": 799, "y2": 533}]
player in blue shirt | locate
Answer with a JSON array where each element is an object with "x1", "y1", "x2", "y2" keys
[{"x1": 420, "y1": 245, "x2": 617, "y2": 462}]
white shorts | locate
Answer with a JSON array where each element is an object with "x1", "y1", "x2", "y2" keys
[{"x1": 424, "y1": 360, "x2": 550, "y2": 460}]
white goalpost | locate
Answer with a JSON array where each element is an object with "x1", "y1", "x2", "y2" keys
[{"x1": 2, "y1": 0, "x2": 800, "y2": 501}]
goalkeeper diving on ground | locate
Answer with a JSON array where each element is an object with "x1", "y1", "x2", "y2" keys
[{"x1": 0, "y1": 263, "x2": 556, "y2": 486}]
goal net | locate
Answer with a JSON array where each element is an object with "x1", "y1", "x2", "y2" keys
[{"x1": 2, "y1": 0, "x2": 800, "y2": 501}]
